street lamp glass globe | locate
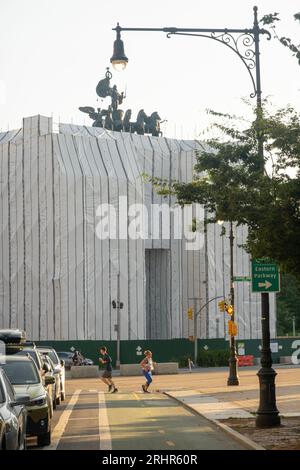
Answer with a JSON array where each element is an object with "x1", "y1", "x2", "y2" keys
[{"x1": 111, "y1": 60, "x2": 127, "y2": 71}]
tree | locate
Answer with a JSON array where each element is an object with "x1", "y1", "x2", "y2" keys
[
  {"x1": 277, "y1": 273, "x2": 300, "y2": 336},
  {"x1": 153, "y1": 104, "x2": 300, "y2": 278}
]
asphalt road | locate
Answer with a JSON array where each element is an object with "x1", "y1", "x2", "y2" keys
[{"x1": 28, "y1": 386, "x2": 245, "y2": 450}]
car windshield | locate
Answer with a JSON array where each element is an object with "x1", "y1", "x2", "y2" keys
[
  {"x1": 1, "y1": 361, "x2": 40, "y2": 385},
  {"x1": 14, "y1": 350, "x2": 40, "y2": 369}
]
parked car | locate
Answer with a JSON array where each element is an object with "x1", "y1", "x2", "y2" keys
[
  {"x1": 40, "y1": 354, "x2": 61, "y2": 409},
  {"x1": 0, "y1": 356, "x2": 54, "y2": 447},
  {"x1": 0, "y1": 367, "x2": 28, "y2": 450},
  {"x1": 37, "y1": 347, "x2": 66, "y2": 401},
  {"x1": 57, "y1": 351, "x2": 94, "y2": 369}
]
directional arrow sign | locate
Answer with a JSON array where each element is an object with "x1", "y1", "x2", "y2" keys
[{"x1": 252, "y1": 259, "x2": 280, "y2": 293}]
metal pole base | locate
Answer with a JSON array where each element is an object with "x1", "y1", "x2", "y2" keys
[
  {"x1": 256, "y1": 367, "x2": 281, "y2": 428},
  {"x1": 227, "y1": 356, "x2": 239, "y2": 386}
]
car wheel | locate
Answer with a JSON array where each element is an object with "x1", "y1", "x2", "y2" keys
[
  {"x1": 56, "y1": 395, "x2": 61, "y2": 406},
  {"x1": 61, "y1": 391, "x2": 65, "y2": 401},
  {"x1": 37, "y1": 430, "x2": 51, "y2": 447}
]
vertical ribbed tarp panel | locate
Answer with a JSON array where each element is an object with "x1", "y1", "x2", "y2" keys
[
  {"x1": 89, "y1": 138, "x2": 107, "y2": 340},
  {"x1": 45, "y1": 134, "x2": 54, "y2": 339},
  {"x1": 122, "y1": 134, "x2": 145, "y2": 340},
  {"x1": 94, "y1": 139, "x2": 110, "y2": 340},
  {"x1": 107, "y1": 139, "x2": 128, "y2": 340},
  {"x1": 99, "y1": 139, "x2": 119, "y2": 340},
  {"x1": 0, "y1": 143, "x2": 9, "y2": 328},
  {"x1": 65, "y1": 134, "x2": 85, "y2": 339},
  {"x1": 53, "y1": 134, "x2": 69, "y2": 339},
  {"x1": 15, "y1": 142, "x2": 25, "y2": 331},
  {"x1": 168, "y1": 138, "x2": 181, "y2": 338},
  {"x1": 8, "y1": 142, "x2": 17, "y2": 329}
]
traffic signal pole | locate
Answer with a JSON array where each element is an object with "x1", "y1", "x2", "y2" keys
[{"x1": 227, "y1": 221, "x2": 239, "y2": 386}]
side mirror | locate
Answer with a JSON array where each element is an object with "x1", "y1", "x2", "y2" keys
[
  {"x1": 11, "y1": 395, "x2": 31, "y2": 407},
  {"x1": 60, "y1": 359, "x2": 65, "y2": 367},
  {"x1": 45, "y1": 375, "x2": 55, "y2": 385}
]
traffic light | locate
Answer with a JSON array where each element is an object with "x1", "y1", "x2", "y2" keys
[
  {"x1": 187, "y1": 307, "x2": 193, "y2": 320},
  {"x1": 228, "y1": 320, "x2": 238, "y2": 336},
  {"x1": 226, "y1": 304, "x2": 234, "y2": 316},
  {"x1": 218, "y1": 300, "x2": 226, "y2": 312}
]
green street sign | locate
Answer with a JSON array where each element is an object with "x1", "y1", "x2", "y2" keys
[
  {"x1": 233, "y1": 276, "x2": 251, "y2": 282},
  {"x1": 251, "y1": 259, "x2": 280, "y2": 293}
]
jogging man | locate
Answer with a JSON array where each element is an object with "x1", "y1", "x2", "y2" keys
[
  {"x1": 140, "y1": 350, "x2": 155, "y2": 393},
  {"x1": 99, "y1": 346, "x2": 118, "y2": 393}
]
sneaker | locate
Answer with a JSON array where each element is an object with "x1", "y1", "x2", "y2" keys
[
  {"x1": 108, "y1": 384, "x2": 113, "y2": 392},
  {"x1": 111, "y1": 388, "x2": 118, "y2": 393}
]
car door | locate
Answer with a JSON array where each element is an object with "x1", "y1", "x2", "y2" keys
[{"x1": 0, "y1": 373, "x2": 19, "y2": 450}]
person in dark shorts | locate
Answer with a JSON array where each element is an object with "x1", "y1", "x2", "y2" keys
[
  {"x1": 99, "y1": 346, "x2": 118, "y2": 393},
  {"x1": 140, "y1": 350, "x2": 155, "y2": 393}
]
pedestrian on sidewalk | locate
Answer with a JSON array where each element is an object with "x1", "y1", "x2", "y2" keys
[
  {"x1": 140, "y1": 350, "x2": 155, "y2": 393},
  {"x1": 99, "y1": 346, "x2": 118, "y2": 393}
]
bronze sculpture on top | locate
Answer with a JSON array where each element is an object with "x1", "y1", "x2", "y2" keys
[{"x1": 79, "y1": 68, "x2": 162, "y2": 137}]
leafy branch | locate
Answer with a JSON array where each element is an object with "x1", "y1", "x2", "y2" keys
[{"x1": 260, "y1": 12, "x2": 300, "y2": 65}]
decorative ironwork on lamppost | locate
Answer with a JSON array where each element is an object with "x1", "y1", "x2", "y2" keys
[{"x1": 110, "y1": 5, "x2": 281, "y2": 428}]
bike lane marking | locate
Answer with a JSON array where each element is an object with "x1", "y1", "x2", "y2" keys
[
  {"x1": 98, "y1": 391, "x2": 112, "y2": 450},
  {"x1": 44, "y1": 389, "x2": 81, "y2": 450}
]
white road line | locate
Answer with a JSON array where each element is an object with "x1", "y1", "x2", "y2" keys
[
  {"x1": 44, "y1": 389, "x2": 81, "y2": 450},
  {"x1": 98, "y1": 391, "x2": 112, "y2": 450}
]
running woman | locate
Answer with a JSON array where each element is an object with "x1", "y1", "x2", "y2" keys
[
  {"x1": 140, "y1": 350, "x2": 155, "y2": 393},
  {"x1": 99, "y1": 346, "x2": 118, "y2": 393}
]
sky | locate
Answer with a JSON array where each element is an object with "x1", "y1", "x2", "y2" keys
[{"x1": 0, "y1": 0, "x2": 299, "y2": 138}]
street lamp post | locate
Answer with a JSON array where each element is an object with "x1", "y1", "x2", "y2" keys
[{"x1": 110, "y1": 5, "x2": 280, "y2": 427}]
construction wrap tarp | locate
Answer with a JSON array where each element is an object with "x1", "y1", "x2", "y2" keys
[{"x1": 0, "y1": 115, "x2": 276, "y2": 340}]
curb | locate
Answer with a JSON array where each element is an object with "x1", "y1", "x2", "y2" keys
[{"x1": 163, "y1": 391, "x2": 265, "y2": 451}]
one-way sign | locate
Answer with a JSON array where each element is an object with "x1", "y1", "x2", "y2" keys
[{"x1": 251, "y1": 259, "x2": 280, "y2": 293}]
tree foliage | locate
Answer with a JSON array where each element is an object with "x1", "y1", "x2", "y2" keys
[
  {"x1": 277, "y1": 273, "x2": 300, "y2": 336},
  {"x1": 260, "y1": 11, "x2": 300, "y2": 65},
  {"x1": 153, "y1": 105, "x2": 300, "y2": 278}
]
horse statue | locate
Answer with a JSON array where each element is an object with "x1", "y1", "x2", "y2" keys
[
  {"x1": 112, "y1": 109, "x2": 124, "y2": 132},
  {"x1": 123, "y1": 109, "x2": 132, "y2": 133},
  {"x1": 131, "y1": 109, "x2": 148, "y2": 135},
  {"x1": 145, "y1": 111, "x2": 162, "y2": 137}
]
